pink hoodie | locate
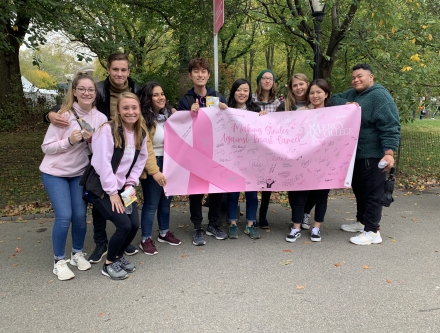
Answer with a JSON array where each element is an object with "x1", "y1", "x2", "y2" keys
[
  {"x1": 39, "y1": 103, "x2": 108, "y2": 177},
  {"x1": 91, "y1": 124, "x2": 148, "y2": 196}
]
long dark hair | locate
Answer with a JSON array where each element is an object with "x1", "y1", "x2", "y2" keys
[
  {"x1": 228, "y1": 78, "x2": 261, "y2": 112},
  {"x1": 305, "y1": 79, "x2": 331, "y2": 108},
  {"x1": 139, "y1": 81, "x2": 172, "y2": 130}
]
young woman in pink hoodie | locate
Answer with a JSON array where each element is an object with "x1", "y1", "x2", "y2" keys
[
  {"x1": 91, "y1": 92, "x2": 148, "y2": 280},
  {"x1": 40, "y1": 72, "x2": 107, "y2": 281}
]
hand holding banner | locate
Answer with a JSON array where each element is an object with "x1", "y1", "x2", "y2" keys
[{"x1": 164, "y1": 105, "x2": 361, "y2": 195}]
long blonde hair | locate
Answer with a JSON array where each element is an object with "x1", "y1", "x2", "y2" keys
[
  {"x1": 285, "y1": 73, "x2": 310, "y2": 111},
  {"x1": 59, "y1": 72, "x2": 97, "y2": 115},
  {"x1": 112, "y1": 92, "x2": 145, "y2": 150}
]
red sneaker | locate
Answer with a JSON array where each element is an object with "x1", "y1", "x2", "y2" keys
[
  {"x1": 139, "y1": 238, "x2": 158, "y2": 255},
  {"x1": 157, "y1": 231, "x2": 181, "y2": 246}
]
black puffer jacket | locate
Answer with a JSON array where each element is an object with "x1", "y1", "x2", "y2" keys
[{"x1": 96, "y1": 77, "x2": 142, "y2": 120}]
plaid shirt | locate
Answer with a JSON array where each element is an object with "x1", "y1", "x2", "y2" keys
[{"x1": 252, "y1": 93, "x2": 281, "y2": 112}]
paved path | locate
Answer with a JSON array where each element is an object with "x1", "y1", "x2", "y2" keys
[{"x1": 1, "y1": 189, "x2": 440, "y2": 332}]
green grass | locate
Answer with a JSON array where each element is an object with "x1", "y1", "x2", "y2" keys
[
  {"x1": 401, "y1": 118, "x2": 440, "y2": 133},
  {"x1": 1, "y1": 123, "x2": 47, "y2": 208}
]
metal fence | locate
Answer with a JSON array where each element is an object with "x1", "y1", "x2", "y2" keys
[{"x1": 1, "y1": 132, "x2": 439, "y2": 208}]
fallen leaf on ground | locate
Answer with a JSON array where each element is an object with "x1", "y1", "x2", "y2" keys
[
  {"x1": 178, "y1": 225, "x2": 184, "y2": 228},
  {"x1": 283, "y1": 249, "x2": 293, "y2": 253},
  {"x1": 98, "y1": 312, "x2": 105, "y2": 317},
  {"x1": 362, "y1": 265, "x2": 369, "y2": 269},
  {"x1": 333, "y1": 209, "x2": 339, "y2": 212},
  {"x1": 272, "y1": 210, "x2": 277, "y2": 213},
  {"x1": 304, "y1": 241, "x2": 311, "y2": 244},
  {"x1": 16, "y1": 237, "x2": 21, "y2": 240},
  {"x1": 414, "y1": 203, "x2": 418, "y2": 206},
  {"x1": 266, "y1": 229, "x2": 270, "y2": 232},
  {"x1": 181, "y1": 211, "x2": 187, "y2": 213},
  {"x1": 180, "y1": 255, "x2": 188, "y2": 258},
  {"x1": 386, "y1": 280, "x2": 392, "y2": 283},
  {"x1": 12, "y1": 263, "x2": 18, "y2": 266},
  {"x1": 296, "y1": 285, "x2": 305, "y2": 289},
  {"x1": 15, "y1": 248, "x2": 22, "y2": 253},
  {"x1": 280, "y1": 259, "x2": 293, "y2": 266},
  {"x1": 334, "y1": 263, "x2": 341, "y2": 267}
]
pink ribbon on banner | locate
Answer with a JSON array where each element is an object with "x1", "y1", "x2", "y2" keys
[{"x1": 165, "y1": 109, "x2": 246, "y2": 194}]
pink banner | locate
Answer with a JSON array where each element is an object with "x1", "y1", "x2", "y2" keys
[{"x1": 164, "y1": 105, "x2": 361, "y2": 195}]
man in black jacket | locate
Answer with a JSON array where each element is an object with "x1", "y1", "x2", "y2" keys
[{"x1": 44, "y1": 53, "x2": 142, "y2": 261}]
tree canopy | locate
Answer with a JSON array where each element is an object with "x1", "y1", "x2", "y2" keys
[{"x1": 1, "y1": 0, "x2": 439, "y2": 129}]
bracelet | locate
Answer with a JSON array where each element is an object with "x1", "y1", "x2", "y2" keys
[{"x1": 68, "y1": 137, "x2": 73, "y2": 146}]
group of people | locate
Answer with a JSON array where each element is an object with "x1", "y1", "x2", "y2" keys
[{"x1": 40, "y1": 53, "x2": 400, "y2": 282}]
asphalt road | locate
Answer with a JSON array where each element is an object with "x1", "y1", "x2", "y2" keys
[{"x1": 1, "y1": 189, "x2": 440, "y2": 333}]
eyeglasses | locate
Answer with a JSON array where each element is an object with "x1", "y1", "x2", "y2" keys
[
  {"x1": 261, "y1": 77, "x2": 273, "y2": 81},
  {"x1": 75, "y1": 87, "x2": 96, "y2": 94}
]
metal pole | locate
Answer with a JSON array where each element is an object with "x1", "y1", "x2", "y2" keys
[
  {"x1": 313, "y1": 20, "x2": 321, "y2": 80},
  {"x1": 214, "y1": 34, "x2": 219, "y2": 91}
]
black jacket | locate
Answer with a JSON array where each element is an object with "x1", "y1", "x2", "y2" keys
[
  {"x1": 177, "y1": 87, "x2": 226, "y2": 110},
  {"x1": 96, "y1": 77, "x2": 142, "y2": 120}
]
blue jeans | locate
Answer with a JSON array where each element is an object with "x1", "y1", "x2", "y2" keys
[
  {"x1": 41, "y1": 172, "x2": 87, "y2": 260},
  {"x1": 140, "y1": 157, "x2": 172, "y2": 238},
  {"x1": 227, "y1": 191, "x2": 258, "y2": 222}
]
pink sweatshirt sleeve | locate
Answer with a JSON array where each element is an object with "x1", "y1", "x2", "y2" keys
[
  {"x1": 41, "y1": 115, "x2": 75, "y2": 154},
  {"x1": 91, "y1": 125, "x2": 119, "y2": 196},
  {"x1": 125, "y1": 137, "x2": 148, "y2": 187}
]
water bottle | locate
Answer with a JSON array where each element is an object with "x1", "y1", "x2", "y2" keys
[
  {"x1": 378, "y1": 160, "x2": 388, "y2": 169},
  {"x1": 125, "y1": 203, "x2": 133, "y2": 215}
]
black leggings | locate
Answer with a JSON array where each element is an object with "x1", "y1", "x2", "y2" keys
[
  {"x1": 259, "y1": 191, "x2": 272, "y2": 217},
  {"x1": 288, "y1": 191, "x2": 309, "y2": 223},
  {"x1": 304, "y1": 189, "x2": 330, "y2": 223},
  {"x1": 93, "y1": 194, "x2": 139, "y2": 262}
]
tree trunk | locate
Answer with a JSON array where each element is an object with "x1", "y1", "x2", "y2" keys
[
  {"x1": 249, "y1": 50, "x2": 255, "y2": 85},
  {"x1": 244, "y1": 56, "x2": 248, "y2": 81},
  {"x1": 0, "y1": 37, "x2": 27, "y2": 130}
]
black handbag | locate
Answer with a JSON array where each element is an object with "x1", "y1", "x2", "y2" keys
[
  {"x1": 381, "y1": 167, "x2": 395, "y2": 207},
  {"x1": 80, "y1": 162, "x2": 105, "y2": 200}
]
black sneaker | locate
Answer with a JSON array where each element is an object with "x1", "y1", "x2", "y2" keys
[
  {"x1": 124, "y1": 244, "x2": 139, "y2": 256},
  {"x1": 285, "y1": 229, "x2": 301, "y2": 243},
  {"x1": 206, "y1": 225, "x2": 228, "y2": 240},
  {"x1": 259, "y1": 218, "x2": 269, "y2": 229},
  {"x1": 310, "y1": 228, "x2": 321, "y2": 242},
  {"x1": 88, "y1": 244, "x2": 107, "y2": 263},
  {"x1": 102, "y1": 262, "x2": 128, "y2": 280}
]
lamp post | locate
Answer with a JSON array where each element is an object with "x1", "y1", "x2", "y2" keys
[{"x1": 309, "y1": 0, "x2": 326, "y2": 80}]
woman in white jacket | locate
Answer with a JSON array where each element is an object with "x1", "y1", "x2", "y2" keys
[{"x1": 40, "y1": 72, "x2": 107, "y2": 281}]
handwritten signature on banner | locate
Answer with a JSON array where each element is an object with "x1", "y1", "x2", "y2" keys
[{"x1": 163, "y1": 105, "x2": 361, "y2": 195}]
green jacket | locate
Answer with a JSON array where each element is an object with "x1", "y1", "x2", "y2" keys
[{"x1": 331, "y1": 84, "x2": 400, "y2": 160}]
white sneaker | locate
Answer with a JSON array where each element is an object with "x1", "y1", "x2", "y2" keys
[
  {"x1": 350, "y1": 231, "x2": 382, "y2": 245},
  {"x1": 70, "y1": 252, "x2": 92, "y2": 271},
  {"x1": 53, "y1": 259, "x2": 75, "y2": 280},
  {"x1": 301, "y1": 213, "x2": 311, "y2": 230},
  {"x1": 341, "y1": 221, "x2": 364, "y2": 232}
]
